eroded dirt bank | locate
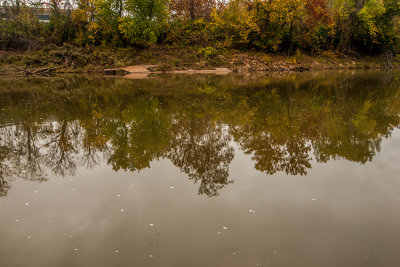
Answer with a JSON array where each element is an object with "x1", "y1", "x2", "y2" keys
[{"x1": 1, "y1": 46, "x2": 399, "y2": 77}]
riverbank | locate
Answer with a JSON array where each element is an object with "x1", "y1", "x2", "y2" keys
[{"x1": 1, "y1": 45, "x2": 399, "y2": 76}]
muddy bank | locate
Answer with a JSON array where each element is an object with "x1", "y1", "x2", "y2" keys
[
  {"x1": 104, "y1": 61, "x2": 394, "y2": 79},
  {"x1": 1, "y1": 46, "x2": 399, "y2": 77},
  {"x1": 105, "y1": 66, "x2": 232, "y2": 78}
]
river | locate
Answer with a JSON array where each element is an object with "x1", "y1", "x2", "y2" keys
[{"x1": 1, "y1": 71, "x2": 400, "y2": 266}]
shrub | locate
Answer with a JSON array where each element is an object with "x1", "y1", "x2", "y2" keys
[{"x1": 197, "y1": 47, "x2": 218, "y2": 59}]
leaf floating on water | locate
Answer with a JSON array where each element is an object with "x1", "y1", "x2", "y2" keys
[
  {"x1": 15, "y1": 219, "x2": 19, "y2": 222},
  {"x1": 120, "y1": 209, "x2": 125, "y2": 212},
  {"x1": 222, "y1": 226, "x2": 228, "y2": 230},
  {"x1": 34, "y1": 191, "x2": 38, "y2": 194},
  {"x1": 25, "y1": 203, "x2": 29, "y2": 206},
  {"x1": 74, "y1": 248, "x2": 78, "y2": 251},
  {"x1": 149, "y1": 224, "x2": 154, "y2": 227},
  {"x1": 149, "y1": 254, "x2": 154, "y2": 258},
  {"x1": 115, "y1": 250, "x2": 119, "y2": 253},
  {"x1": 169, "y1": 186, "x2": 174, "y2": 189},
  {"x1": 249, "y1": 210, "x2": 256, "y2": 213},
  {"x1": 312, "y1": 198, "x2": 317, "y2": 201},
  {"x1": 26, "y1": 236, "x2": 32, "y2": 239}
]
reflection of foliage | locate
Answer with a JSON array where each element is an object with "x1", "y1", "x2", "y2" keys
[
  {"x1": 0, "y1": 122, "x2": 49, "y2": 197},
  {"x1": 45, "y1": 120, "x2": 79, "y2": 176},
  {"x1": 229, "y1": 73, "x2": 400, "y2": 174},
  {"x1": 0, "y1": 175, "x2": 11, "y2": 197},
  {"x1": 0, "y1": 146, "x2": 11, "y2": 197},
  {"x1": 12, "y1": 123, "x2": 46, "y2": 181},
  {"x1": 231, "y1": 88, "x2": 313, "y2": 175},
  {"x1": 107, "y1": 98, "x2": 171, "y2": 171},
  {"x1": 167, "y1": 114, "x2": 234, "y2": 197},
  {"x1": 0, "y1": 72, "x2": 400, "y2": 197}
]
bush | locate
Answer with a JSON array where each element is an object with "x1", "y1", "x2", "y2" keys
[
  {"x1": 197, "y1": 47, "x2": 218, "y2": 59},
  {"x1": 0, "y1": 7, "x2": 46, "y2": 50},
  {"x1": 163, "y1": 19, "x2": 209, "y2": 46}
]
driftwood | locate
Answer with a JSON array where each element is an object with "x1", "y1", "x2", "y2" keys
[
  {"x1": 384, "y1": 50, "x2": 393, "y2": 70},
  {"x1": 14, "y1": 65, "x2": 65, "y2": 75}
]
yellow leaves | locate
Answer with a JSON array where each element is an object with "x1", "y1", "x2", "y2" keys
[
  {"x1": 88, "y1": 22, "x2": 100, "y2": 42},
  {"x1": 88, "y1": 22, "x2": 100, "y2": 32},
  {"x1": 267, "y1": 0, "x2": 306, "y2": 25},
  {"x1": 352, "y1": 100, "x2": 377, "y2": 136},
  {"x1": 72, "y1": 0, "x2": 97, "y2": 23},
  {"x1": 210, "y1": 0, "x2": 260, "y2": 47},
  {"x1": 72, "y1": 9, "x2": 86, "y2": 23}
]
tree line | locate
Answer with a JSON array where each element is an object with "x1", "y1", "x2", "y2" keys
[{"x1": 1, "y1": 0, "x2": 400, "y2": 55}]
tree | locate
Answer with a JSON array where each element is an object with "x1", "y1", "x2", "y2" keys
[
  {"x1": 118, "y1": 0, "x2": 168, "y2": 46},
  {"x1": 71, "y1": 0, "x2": 97, "y2": 45},
  {"x1": 95, "y1": 0, "x2": 125, "y2": 44},
  {"x1": 47, "y1": 0, "x2": 75, "y2": 44},
  {"x1": 210, "y1": 0, "x2": 259, "y2": 49},
  {"x1": 169, "y1": 0, "x2": 216, "y2": 20},
  {"x1": 0, "y1": 0, "x2": 46, "y2": 49},
  {"x1": 300, "y1": 0, "x2": 333, "y2": 53},
  {"x1": 252, "y1": 0, "x2": 308, "y2": 52}
]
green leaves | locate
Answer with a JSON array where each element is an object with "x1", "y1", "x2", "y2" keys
[
  {"x1": 119, "y1": 0, "x2": 168, "y2": 46},
  {"x1": 357, "y1": 0, "x2": 385, "y2": 37}
]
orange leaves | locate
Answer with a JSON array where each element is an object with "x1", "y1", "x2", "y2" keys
[{"x1": 304, "y1": 0, "x2": 332, "y2": 27}]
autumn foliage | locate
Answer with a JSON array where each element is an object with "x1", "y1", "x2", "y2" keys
[{"x1": 1, "y1": 0, "x2": 400, "y2": 55}]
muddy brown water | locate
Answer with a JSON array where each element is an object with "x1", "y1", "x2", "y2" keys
[{"x1": 1, "y1": 71, "x2": 400, "y2": 266}]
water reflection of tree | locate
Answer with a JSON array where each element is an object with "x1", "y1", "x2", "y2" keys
[
  {"x1": 44, "y1": 120, "x2": 80, "y2": 176},
  {"x1": 229, "y1": 73, "x2": 400, "y2": 175},
  {"x1": 230, "y1": 88, "x2": 312, "y2": 175},
  {"x1": 0, "y1": 72, "x2": 400, "y2": 196},
  {"x1": 106, "y1": 99, "x2": 171, "y2": 172},
  {"x1": 0, "y1": 122, "x2": 49, "y2": 197},
  {"x1": 13, "y1": 123, "x2": 46, "y2": 180},
  {"x1": 166, "y1": 113, "x2": 234, "y2": 197},
  {"x1": 0, "y1": 147, "x2": 11, "y2": 197}
]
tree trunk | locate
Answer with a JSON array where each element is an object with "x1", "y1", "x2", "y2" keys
[
  {"x1": 148, "y1": 0, "x2": 154, "y2": 19},
  {"x1": 118, "y1": 0, "x2": 123, "y2": 17},
  {"x1": 288, "y1": 21, "x2": 294, "y2": 56},
  {"x1": 189, "y1": 0, "x2": 195, "y2": 20}
]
